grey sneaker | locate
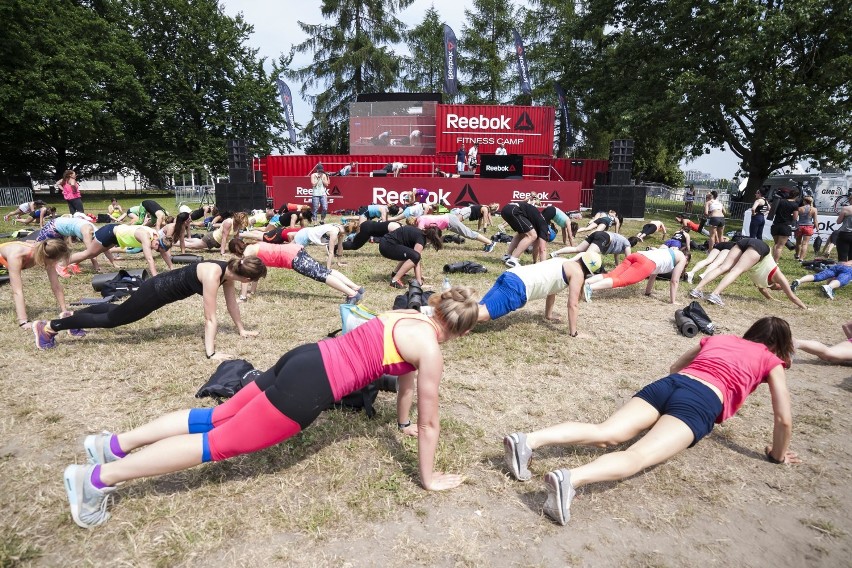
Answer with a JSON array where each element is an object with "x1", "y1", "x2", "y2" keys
[
  {"x1": 706, "y1": 293, "x2": 724, "y2": 306},
  {"x1": 483, "y1": 241, "x2": 496, "y2": 253},
  {"x1": 689, "y1": 288, "x2": 704, "y2": 299},
  {"x1": 505, "y1": 258, "x2": 520, "y2": 268},
  {"x1": 84, "y1": 432, "x2": 122, "y2": 465},
  {"x1": 63, "y1": 464, "x2": 116, "y2": 528},
  {"x1": 790, "y1": 280, "x2": 800, "y2": 294},
  {"x1": 583, "y1": 283, "x2": 592, "y2": 303},
  {"x1": 822, "y1": 285, "x2": 835, "y2": 300},
  {"x1": 543, "y1": 469, "x2": 576, "y2": 526},
  {"x1": 346, "y1": 287, "x2": 366, "y2": 305},
  {"x1": 501, "y1": 254, "x2": 511, "y2": 262},
  {"x1": 503, "y1": 433, "x2": 532, "y2": 481}
]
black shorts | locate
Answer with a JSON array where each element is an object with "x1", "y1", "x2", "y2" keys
[
  {"x1": 706, "y1": 217, "x2": 725, "y2": 228},
  {"x1": 770, "y1": 223, "x2": 793, "y2": 237},
  {"x1": 736, "y1": 238, "x2": 770, "y2": 258},
  {"x1": 379, "y1": 240, "x2": 421, "y2": 264},
  {"x1": 586, "y1": 231, "x2": 611, "y2": 251},
  {"x1": 640, "y1": 223, "x2": 657, "y2": 236},
  {"x1": 500, "y1": 204, "x2": 534, "y2": 235},
  {"x1": 94, "y1": 224, "x2": 118, "y2": 248}
]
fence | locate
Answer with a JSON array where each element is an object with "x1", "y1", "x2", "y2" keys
[
  {"x1": 174, "y1": 185, "x2": 214, "y2": 205},
  {"x1": 0, "y1": 187, "x2": 33, "y2": 208}
]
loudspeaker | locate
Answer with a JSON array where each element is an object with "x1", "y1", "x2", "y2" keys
[
  {"x1": 229, "y1": 168, "x2": 250, "y2": 183},
  {"x1": 254, "y1": 170, "x2": 264, "y2": 184},
  {"x1": 592, "y1": 185, "x2": 646, "y2": 219},
  {"x1": 227, "y1": 139, "x2": 249, "y2": 170},
  {"x1": 609, "y1": 171, "x2": 631, "y2": 185},
  {"x1": 215, "y1": 181, "x2": 266, "y2": 212},
  {"x1": 372, "y1": 170, "x2": 388, "y2": 177},
  {"x1": 459, "y1": 171, "x2": 475, "y2": 178},
  {"x1": 609, "y1": 139, "x2": 634, "y2": 172},
  {"x1": 594, "y1": 171, "x2": 607, "y2": 186}
]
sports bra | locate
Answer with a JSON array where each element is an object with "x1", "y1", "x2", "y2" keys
[{"x1": 0, "y1": 242, "x2": 34, "y2": 268}]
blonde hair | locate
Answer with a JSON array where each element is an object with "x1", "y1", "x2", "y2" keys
[
  {"x1": 428, "y1": 286, "x2": 479, "y2": 337},
  {"x1": 344, "y1": 219, "x2": 360, "y2": 234},
  {"x1": 34, "y1": 239, "x2": 70, "y2": 266},
  {"x1": 803, "y1": 196, "x2": 813, "y2": 205},
  {"x1": 231, "y1": 212, "x2": 249, "y2": 232}
]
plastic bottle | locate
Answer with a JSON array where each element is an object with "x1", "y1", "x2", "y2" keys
[{"x1": 442, "y1": 276, "x2": 451, "y2": 292}]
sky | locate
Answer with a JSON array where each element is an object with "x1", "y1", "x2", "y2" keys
[{"x1": 220, "y1": 0, "x2": 741, "y2": 179}]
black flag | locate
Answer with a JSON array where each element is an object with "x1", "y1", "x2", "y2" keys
[
  {"x1": 512, "y1": 30, "x2": 531, "y2": 95},
  {"x1": 555, "y1": 84, "x2": 575, "y2": 145},
  {"x1": 276, "y1": 78, "x2": 297, "y2": 144},
  {"x1": 443, "y1": 25, "x2": 459, "y2": 96}
]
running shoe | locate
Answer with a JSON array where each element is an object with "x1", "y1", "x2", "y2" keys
[
  {"x1": 390, "y1": 279, "x2": 405, "y2": 289},
  {"x1": 346, "y1": 287, "x2": 366, "y2": 305},
  {"x1": 790, "y1": 280, "x2": 800, "y2": 293},
  {"x1": 822, "y1": 285, "x2": 835, "y2": 300},
  {"x1": 688, "y1": 289, "x2": 704, "y2": 300},
  {"x1": 63, "y1": 464, "x2": 116, "y2": 528},
  {"x1": 504, "y1": 258, "x2": 519, "y2": 268},
  {"x1": 706, "y1": 293, "x2": 724, "y2": 306},
  {"x1": 543, "y1": 469, "x2": 576, "y2": 526},
  {"x1": 68, "y1": 328, "x2": 87, "y2": 338},
  {"x1": 583, "y1": 283, "x2": 592, "y2": 303},
  {"x1": 69, "y1": 263, "x2": 82, "y2": 274},
  {"x1": 33, "y1": 320, "x2": 57, "y2": 350},
  {"x1": 501, "y1": 254, "x2": 511, "y2": 262},
  {"x1": 685, "y1": 271, "x2": 695, "y2": 285},
  {"x1": 84, "y1": 432, "x2": 122, "y2": 464},
  {"x1": 503, "y1": 433, "x2": 533, "y2": 481},
  {"x1": 483, "y1": 241, "x2": 496, "y2": 253}
]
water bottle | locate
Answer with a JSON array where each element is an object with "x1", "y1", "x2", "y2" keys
[{"x1": 442, "y1": 277, "x2": 451, "y2": 292}]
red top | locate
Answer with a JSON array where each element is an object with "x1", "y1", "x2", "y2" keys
[
  {"x1": 255, "y1": 242, "x2": 302, "y2": 269},
  {"x1": 682, "y1": 335, "x2": 784, "y2": 422},
  {"x1": 684, "y1": 219, "x2": 700, "y2": 231}
]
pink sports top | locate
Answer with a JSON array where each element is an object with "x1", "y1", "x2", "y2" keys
[
  {"x1": 254, "y1": 242, "x2": 303, "y2": 269},
  {"x1": 318, "y1": 312, "x2": 439, "y2": 401},
  {"x1": 415, "y1": 214, "x2": 450, "y2": 230}
]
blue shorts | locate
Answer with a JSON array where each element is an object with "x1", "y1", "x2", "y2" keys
[
  {"x1": 479, "y1": 272, "x2": 527, "y2": 320},
  {"x1": 633, "y1": 374, "x2": 722, "y2": 446},
  {"x1": 94, "y1": 224, "x2": 118, "y2": 248},
  {"x1": 813, "y1": 264, "x2": 852, "y2": 287}
]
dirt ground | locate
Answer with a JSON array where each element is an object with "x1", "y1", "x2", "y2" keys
[{"x1": 0, "y1": 219, "x2": 849, "y2": 567}]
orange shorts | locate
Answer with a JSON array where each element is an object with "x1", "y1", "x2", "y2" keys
[{"x1": 796, "y1": 225, "x2": 815, "y2": 237}]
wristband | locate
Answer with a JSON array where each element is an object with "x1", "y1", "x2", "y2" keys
[
  {"x1": 397, "y1": 420, "x2": 411, "y2": 431},
  {"x1": 206, "y1": 352, "x2": 215, "y2": 359},
  {"x1": 766, "y1": 451, "x2": 784, "y2": 464},
  {"x1": 19, "y1": 320, "x2": 28, "y2": 327}
]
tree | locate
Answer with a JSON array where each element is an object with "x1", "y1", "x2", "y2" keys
[
  {"x1": 583, "y1": 0, "x2": 852, "y2": 197},
  {"x1": 401, "y1": 6, "x2": 444, "y2": 93},
  {"x1": 459, "y1": 0, "x2": 518, "y2": 104},
  {"x1": 287, "y1": 0, "x2": 413, "y2": 154}
]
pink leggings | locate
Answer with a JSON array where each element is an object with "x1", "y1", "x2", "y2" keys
[{"x1": 606, "y1": 253, "x2": 656, "y2": 288}]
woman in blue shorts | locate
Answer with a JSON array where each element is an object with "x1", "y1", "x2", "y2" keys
[
  {"x1": 790, "y1": 260, "x2": 851, "y2": 300},
  {"x1": 503, "y1": 316, "x2": 800, "y2": 525}
]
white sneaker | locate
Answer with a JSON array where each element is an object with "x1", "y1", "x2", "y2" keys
[
  {"x1": 543, "y1": 469, "x2": 576, "y2": 526},
  {"x1": 505, "y1": 258, "x2": 519, "y2": 268},
  {"x1": 685, "y1": 271, "x2": 694, "y2": 284},
  {"x1": 63, "y1": 464, "x2": 116, "y2": 528}
]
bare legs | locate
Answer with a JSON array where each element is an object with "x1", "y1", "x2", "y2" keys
[
  {"x1": 692, "y1": 247, "x2": 744, "y2": 293},
  {"x1": 706, "y1": 248, "x2": 762, "y2": 297},
  {"x1": 325, "y1": 270, "x2": 361, "y2": 296},
  {"x1": 507, "y1": 230, "x2": 537, "y2": 262},
  {"x1": 772, "y1": 235, "x2": 787, "y2": 262},
  {"x1": 552, "y1": 241, "x2": 590, "y2": 257},
  {"x1": 794, "y1": 338, "x2": 852, "y2": 364}
]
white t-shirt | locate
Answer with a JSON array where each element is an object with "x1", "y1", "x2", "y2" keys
[
  {"x1": 296, "y1": 224, "x2": 339, "y2": 246},
  {"x1": 495, "y1": 146, "x2": 507, "y2": 156},
  {"x1": 641, "y1": 248, "x2": 677, "y2": 274},
  {"x1": 511, "y1": 258, "x2": 570, "y2": 301}
]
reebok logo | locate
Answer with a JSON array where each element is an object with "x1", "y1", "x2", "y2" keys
[
  {"x1": 514, "y1": 112, "x2": 534, "y2": 131},
  {"x1": 453, "y1": 184, "x2": 480, "y2": 206},
  {"x1": 447, "y1": 114, "x2": 511, "y2": 130},
  {"x1": 329, "y1": 186, "x2": 341, "y2": 196},
  {"x1": 484, "y1": 165, "x2": 510, "y2": 172}
]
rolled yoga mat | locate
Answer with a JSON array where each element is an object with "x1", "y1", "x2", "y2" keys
[
  {"x1": 171, "y1": 254, "x2": 203, "y2": 264},
  {"x1": 675, "y1": 309, "x2": 698, "y2": 338},
  {"x1": 91, "y1": 268, "x2": 149, "y2": 292}
]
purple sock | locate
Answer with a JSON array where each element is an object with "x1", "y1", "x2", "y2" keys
[
  {"x1": 90, "y1": 464, "x2": 108, "y2": 489},
  {"x1": 110, "y1": 435, "x2": 127, "y2": 458}
]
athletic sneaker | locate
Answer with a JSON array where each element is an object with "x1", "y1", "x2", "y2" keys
[
  {"x1": 390, "y1": 279, "x2": 405, "y2": 289},
  {"x1": 483, "y1": 241, "x2": 496, "y2": 253},
  {"x1": 790, "y1": 280, "x2": 800, "y2": 293},
  {"x1": 69, "y1": 263, "x2": 82, "y2": 274},
  {"x1": 685, "y1": 271, "x2": 695, "y2": 285},
  {"x1": 63, "y1": 464, "x2": 116, "y2": 528},
  {"x1": 84, "y1": 432, "x2": 122, "y2": 464},
  {"x1": 689, "y1": 289, "x2": 704, "y2": 299},
  {"x1": 822, "y1": 285, "x2": 835, "y2": 300},
  {"x1": 550, "y1": 251, "x2": 560, "y2": 258},
  {"x1": 503, "y1": 433, "x2": 532, "y2": 481},
  {"x1": 346, "y1": 287, "x2": 366, "y2": 305},
  {"x1": 33, "y1": 320, "x2": 57, "y2": 350},
  {"x1": 501, "y1": 254, "x2": 511, "y2": 262},
  {"x1": 505, "y1": 258, "x2": 519, "y2": 268},
  {"x1": 68, "y1": 327, "x2": 87, "y2": 338},
  {"x1": 583, "y1": 283, "x2": 592, "y2": 303},
  {"x1": 543, "y1": 469, "x2": 576, "y2": 526},
  {"x1": 706, "y1": 293, "x2": 724, "y2": 306}
]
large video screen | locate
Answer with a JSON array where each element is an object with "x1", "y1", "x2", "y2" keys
[{"x1": 349, "y1": 100, "x2": 437, "y2": 156}]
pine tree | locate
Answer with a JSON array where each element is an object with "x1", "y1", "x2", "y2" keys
[
  {"x1": 459, "y1": 0, "x2": 518, "y2": 104},
  {"x1": 402, "y1": 6, "x2": 444, "y2": 93}
]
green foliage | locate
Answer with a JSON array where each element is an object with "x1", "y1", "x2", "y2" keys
[
  {"x1": 459, "y1": 0, "x2": 518, "y2": 104},
  {"x1": 401, "y1": 6, "x2": 444, "y2": 93},
  {"x1": 287, "y1": 0, "x2": 414, "y2": 153}
]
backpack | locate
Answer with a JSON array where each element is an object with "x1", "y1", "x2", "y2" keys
[
  {"x1": 443, "y1": 261, "x2": 487, "y2": 274},
  {"x1": 683, "y1": 301, "x2": 715, "y2": 335},
  {"x1": 99, "y1": 270, "x2": 146, "y2": 300},
  {"x1": 195, "y1": 359, "x2": 262, "y2": 402}
]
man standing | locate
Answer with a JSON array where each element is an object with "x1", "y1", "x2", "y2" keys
[
  {"x1": 468, "y1": 143, "x2": 479, "y2": 170},
  {"x1": 456, "y1": 145, "x2": 466, "y2": 173},
  {"x1": 495, "y1": 143, "x2": 508, "y2": 156},
  {"x1": 309, "y1": 164, "x2": 330, "y2": 224}
]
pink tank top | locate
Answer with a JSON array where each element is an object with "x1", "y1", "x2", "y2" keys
[
  {"x1": 318, "y1": 313, "x2": 437, "y2": 400},
  {"x1": 254, "y1": 242, "x2": 303, "y2": 269},
  {"x1": 415, "y1": 214, "x2": 450, "y2": 230}
]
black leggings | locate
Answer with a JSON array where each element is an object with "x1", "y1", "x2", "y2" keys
[
  {"x1": 50, "y1": 279, "x2": 172, "y2": 331},
  {"x1": 343, "y1": 221, "x2": 391, "y2": 250},
  {"x1": 66, "y1": 198, "x2": 84, "y2": 215},
  {"x1": 379, "y1": 240, "x2": 420, "y2": 264},
  {"x1": 837, "y1": 231, "x2": 852, "y2": 262}
]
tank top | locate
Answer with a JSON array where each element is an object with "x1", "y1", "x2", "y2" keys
[
  {"x1": 114, "y1": 225, "x2": 156, "y2": 248},
  {"x1": 512, "y1": 258, "x2": 570, "y2": 301},
  {"x1": 753, "y1": 198, "x2": 769, "y2": 216},
  {"x1": 295, "y1": 224, "x2": 338, "y2": 246},
  {"x1": 641, "y1": 247, "x2": 677, "y2": 274},
  {"x1": 53, "y1": 217, "x2": 94, "y2": 240},
  {"x1": 318, "y1": 313, "x2": 439, "y2": 401},
  {"x1": 607, "y1": 233, "x2": 632, "y2": 254},
  {"x1": 0, "y1": 242, "x2": 34, "y2": 268},
  {"x1": 151, "y1": 260, "x2": 227, "y2": 303},
  {"x1": 312, "y1": 174, "x2": 327, "y2": 197},
  {"x1": 254, "y1": 242, "x2": 302, "y2": 269},
  {"x1": 748, "y1": 255, "x2": 778, "y2": 288},
  {"x1": 415, "y1": 215, "x2": 450, "y2": 230},
  {"x1": 797, "y1": 205, "x2": 814, "y2": 227},
  {"x1": 128, "y1": 205, "x2": 146, "y2": 224}
]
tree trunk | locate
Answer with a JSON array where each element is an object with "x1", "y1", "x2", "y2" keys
[{"x1": 52, "y1": 148, "x2": 68, "y2": 197}]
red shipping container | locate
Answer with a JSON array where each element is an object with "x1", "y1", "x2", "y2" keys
[{"x1": 435, "y1": 104, "x2": 555, "y2": 156}]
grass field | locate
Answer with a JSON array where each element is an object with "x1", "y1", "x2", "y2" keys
[{"x1": 0, "y1": 196, "x2": 849, "y2": 567}]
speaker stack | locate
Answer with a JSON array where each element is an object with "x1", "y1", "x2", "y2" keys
[
  {"x1": 608, "y1": 139, "x2": 633, "y2": 185},
  {"x1": 216, "y1": 139, "x2": 267, "y2": 212},
  {"x1": 593, "y1": 139, "x2": 645, "y2": 217}
]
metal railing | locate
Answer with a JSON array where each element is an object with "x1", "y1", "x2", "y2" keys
[
  {"x1": 0, "y1": 187, "x2": 33, "y2": 208},
  {"x1": 174, "y1": 185, "x2": 214, "y2": 204}
]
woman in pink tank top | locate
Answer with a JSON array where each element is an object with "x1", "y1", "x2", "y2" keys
[
  {"x1": 61, "y1": 287, "x2": 481, "y2": 528},
  {"x1": 503, "y1": 316, "x2": 800, "y2": 527},
  {"x1": 227, "y1": 238, "x2": 365, "y2": 304}
]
